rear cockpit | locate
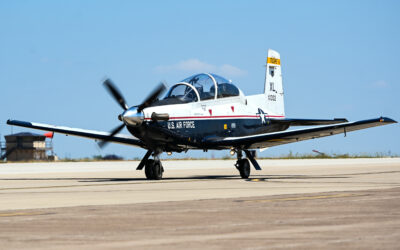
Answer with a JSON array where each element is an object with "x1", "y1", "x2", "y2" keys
[{"x1": 158, "y1": 73, "x2": 240, "y2": 105}]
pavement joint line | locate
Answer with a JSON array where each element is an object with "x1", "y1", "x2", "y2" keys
[{"x1": 237, "y1": 193, "x2": 366, "y2": 203}]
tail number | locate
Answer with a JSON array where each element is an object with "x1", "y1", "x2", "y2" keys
[{"x1": 268, "y1": 95, "x2": 276, "y2": 101}]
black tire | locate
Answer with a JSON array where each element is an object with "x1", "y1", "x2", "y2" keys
[
  {"x1": 153, "y1": 161, "x2": 163, "y2": 180},
  {"x1": 237, "y1": 159, "x2": 250, "y2": 179},
  {"x1": 145, "y1": 159, "x2": 155, "y2": 180},
  {"x1": 145, "y1": 160, "x2": 163, "y2": 180}
]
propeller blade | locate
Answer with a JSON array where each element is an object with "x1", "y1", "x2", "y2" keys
[
  {"x1": 103, "y1": 79, "x2": 129, "y2": 111},
  {"x1": 98, "y1": 123, "x2": 125, "y2": 148},
  {"x1": 137, "y1": 82, "x2": 166, "y2": 112}
]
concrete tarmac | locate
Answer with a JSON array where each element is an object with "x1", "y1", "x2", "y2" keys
[{"x1": 0, "y1": 158, "x2": 400, "y2": 249}]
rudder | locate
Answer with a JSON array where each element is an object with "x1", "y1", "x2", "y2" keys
[{"x1": 264, "y1": 49, "x2": 285, "y2": 117}]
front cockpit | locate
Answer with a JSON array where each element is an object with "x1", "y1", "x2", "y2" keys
[{"x1": 159, "y1": 73, "x2": 240, "y2": 105}]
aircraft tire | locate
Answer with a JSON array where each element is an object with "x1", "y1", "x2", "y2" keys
[
  {"x1": 145, "y1": 159, "x2": 155, "y2": 180},
  {"x1": 153, "y1": 161, "x2": 163, "y2": 180},
  {"x1": 238, "y1": 159, "x2": 250, "y2": 179}
]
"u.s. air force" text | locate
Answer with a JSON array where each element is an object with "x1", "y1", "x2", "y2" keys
[{"x1": 167, "y1": 121, "x2": 195, "y2": 129}]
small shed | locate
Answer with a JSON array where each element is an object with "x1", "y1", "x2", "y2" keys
[{"x1": 4, "y1": 132, "x2": 53, "y2": 161}]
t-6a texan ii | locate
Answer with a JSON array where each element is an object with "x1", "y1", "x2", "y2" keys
[{"x1": 7, "y1": 49, "x2": 397, "y2": 179}]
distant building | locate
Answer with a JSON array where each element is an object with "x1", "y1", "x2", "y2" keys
[{"x1": 1, "y1": 132, "x2": 55, "y2": 161}]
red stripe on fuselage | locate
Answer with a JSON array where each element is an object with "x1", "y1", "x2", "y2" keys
[{"x1": 144, "y1": 115, "x2": 285, "y2": 120}]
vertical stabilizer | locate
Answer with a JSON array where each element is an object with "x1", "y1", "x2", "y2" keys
[{"x1": 264, "y1": 49, "x2": 285, "y2": 117}]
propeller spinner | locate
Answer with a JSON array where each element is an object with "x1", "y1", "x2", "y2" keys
[{"x1": 98, "y1": 78, "x2": 166, "y2": 148}]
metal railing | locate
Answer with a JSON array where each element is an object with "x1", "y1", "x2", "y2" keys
[
  {"x1": 0, "y1": 141, "x2": 5, "y2": 157},
  {"x1": 0, "y1": 140, "x2": 55, "y2": 160},
  {"x1": 45, "y1": 141, "x2": 53, "y2": 150}
]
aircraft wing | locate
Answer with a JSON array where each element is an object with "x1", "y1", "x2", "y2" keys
[
  {"x1": 6, "y1": 120, "x2": 146, "y2": 148},
  {"x1": 206, "y1": 117, "x2": 397, "y2": 149},
  {"x1": 271, "y1": 118, "x2": 348, "y2": 126}
]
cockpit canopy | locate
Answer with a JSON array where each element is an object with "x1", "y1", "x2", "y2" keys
[{"x1": 163, "y1": 73, "x2": 240, "y2": 103}]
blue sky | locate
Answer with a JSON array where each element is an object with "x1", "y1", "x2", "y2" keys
[{"x1": 1, "y1": 0, "x2": 399, "y2": 159}]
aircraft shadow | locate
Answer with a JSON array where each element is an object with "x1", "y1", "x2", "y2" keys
[
  {"x1": 0, "y1": 174, "x2": 348, "y2": 183},
  {"x1": 80, "y1": 174, "x2": 348, "y2": 182}
]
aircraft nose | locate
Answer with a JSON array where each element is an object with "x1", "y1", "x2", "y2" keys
[{"x1": 121, "y1": 107, "x2": 144, "y2": 126}]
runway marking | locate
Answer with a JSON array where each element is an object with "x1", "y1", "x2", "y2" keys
[
  {"x1": 0, "y1": 212, "x2": 45, "y2": 217},
  {"x1": 248, "y1": 178, "x2": 266, "y2": 182},
  {"x1": 240, "y1": 193, "x2": 363, "y2": 203}
]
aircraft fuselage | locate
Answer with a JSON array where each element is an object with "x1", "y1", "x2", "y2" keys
[{"x1": 127, "y1": 95, "x2": 288, "y2": 152}]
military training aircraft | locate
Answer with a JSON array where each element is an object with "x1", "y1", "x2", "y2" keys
[{"x1": 7, "y1": 49, "x2": 397, "y2": 180}]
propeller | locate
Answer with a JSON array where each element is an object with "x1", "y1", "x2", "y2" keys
[
  {"x1": 98, "y1": 78, "x2": 167, "y2": 149},
  {"x1": 103, "y1": 79, "x2": 129, "y2": 111},
  {"x1": 137, "y1": 83, "x2": 166, "y2": 112},
  {"x1": 97, "y1": 123, "x2": 125, "y2": 148}
]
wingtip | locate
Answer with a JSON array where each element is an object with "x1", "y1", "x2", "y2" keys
[
  {"x1": 6, "y1": 120, "x2": 33, "y2": 127},
  {"x1": 379, "y1": 117, "x2": 397, "y2": 124}
]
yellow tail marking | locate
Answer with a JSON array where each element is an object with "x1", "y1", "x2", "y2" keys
[{"x1": 267, "y1": 57, "x2": 281, "y2": 65}]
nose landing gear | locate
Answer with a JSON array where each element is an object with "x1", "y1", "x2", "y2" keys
[
  {"x1": 136, "y1": 150, "x2": 164, "y2": 180},
  {"x1": 144, "y1": 159, "x2": 164, "y2": 180}
]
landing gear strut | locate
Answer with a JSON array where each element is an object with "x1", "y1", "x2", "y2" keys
[{"x1": 235, "y1": 150, "x2": 251, "y2": 179}]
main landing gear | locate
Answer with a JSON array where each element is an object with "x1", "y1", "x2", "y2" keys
[
  {"x1": 235, "y1": 150, "x2": 250, "y2": 179},
  {"x1": 235, "y1": 150, "x2": 262, "y2": 179},
  {"x1": 236, "y1": 158, "x2": 251, "y2": 179}
]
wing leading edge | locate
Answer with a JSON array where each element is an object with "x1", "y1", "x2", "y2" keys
[
  {"x1": 6, "y1": 120, "x2": 146, "y2": 148},
  {"x1": 206, "y1": 117, "x2": 397, "y2": 149}
]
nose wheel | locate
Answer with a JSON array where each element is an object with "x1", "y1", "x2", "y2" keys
[
  {"x1": 236, "y1": 158, "x2": 250, "y2": 179},
  {"x1": 145, "y1": 159, "x2": 164, "y2": 180}
]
